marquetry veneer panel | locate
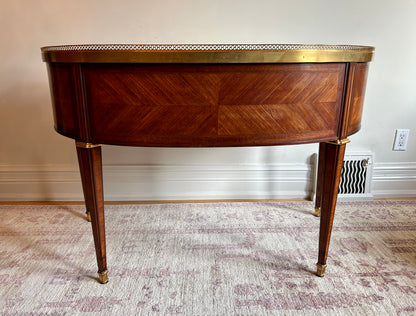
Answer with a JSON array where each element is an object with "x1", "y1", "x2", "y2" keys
[
  {"x1": 345, "y1": 63, "x2": 369, "y2": 136},
  {"x1": 82, "y1": 63, "x2": 346, "y2": 146}
]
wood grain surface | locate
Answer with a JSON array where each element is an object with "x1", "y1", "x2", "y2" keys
[{"x1": 72, "y1": 63, "x2": 347, "y2": 146}]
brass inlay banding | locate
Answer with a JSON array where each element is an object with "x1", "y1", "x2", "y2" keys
[
  {"x1": 75, "y1": 141, "x2": 101, "y2": 149},
  {"x1": 316, "y1": 263, "x2": 327, "y2": 277},
  {"x1": 41, "y1": 44, "x2": 374, "y2": 64},
  {"x1": 98, "y1": 270, "x2": 109, "y2": 284}
]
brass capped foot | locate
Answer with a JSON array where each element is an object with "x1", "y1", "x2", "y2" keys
[
  {"x1": 98, "y1": 270, "x2": 109, "y2": 284},
  {"x1": 316, "y1": 263, "x2": 327, "y2": 277},
  {"x1": 314, "y1": 207, "x2": 321, "y2": 217},
  {"x1": 86, "y1": 212, "x2": 91, "y2": 222}
]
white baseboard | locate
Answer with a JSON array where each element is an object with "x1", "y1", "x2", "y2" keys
[
  {"x1": 371, "y1": 162, "x2": 416, "y2": 199},
  {"x1": 0, "y1": 164, "x2": 83, "y2": 201},
  {"x1": 0, "y1": 163, "x2": 313, "y2": 201},
  {"x1": 0, "y1": 162, "x2": 414, "y2": 201}
]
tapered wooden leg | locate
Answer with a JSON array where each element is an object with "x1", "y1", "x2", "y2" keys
[
  {"x1": 314, "y1": 143, "x2": 326, "y2": 217},
  {"x1": 76, "y1": 141, "x2": 108, "y2": 284},
  {"x1": 79, "y1": 181, "x2": 92, "y2": 222},
  {"x1": 316, "y1": 139, "x2": 348, "y2": 277}
]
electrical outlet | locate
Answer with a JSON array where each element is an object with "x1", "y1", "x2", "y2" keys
[{"x1": 393, "y1": 129, "x2": 410, "y2": 151}]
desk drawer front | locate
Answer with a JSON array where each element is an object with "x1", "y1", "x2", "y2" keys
[{"x1": 83, "y1": 63, "x2": 345, "y2": 146}]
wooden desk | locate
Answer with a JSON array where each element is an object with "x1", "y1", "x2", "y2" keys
[{"x1": 41, "y1": 44, "x2": 374, "y2": 283}]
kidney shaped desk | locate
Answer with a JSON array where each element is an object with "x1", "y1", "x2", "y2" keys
[{"x1": 41, "y1": 44, "x2": 374, "y2": 283}]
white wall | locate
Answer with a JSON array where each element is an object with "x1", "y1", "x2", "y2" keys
[{"x1": 1, "y1": 0, "x2": 415, "y2": 200}]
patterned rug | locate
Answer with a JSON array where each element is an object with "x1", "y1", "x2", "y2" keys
[{"x1": 1, "y1": 200, "x2": 415, "y2": 315}]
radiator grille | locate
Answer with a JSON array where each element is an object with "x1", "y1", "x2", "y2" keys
[
  {"x1": 338, "y1": 154, "x2": 373, "y2": 200},
  {"x1": 339, "y1": 159, "x2": 368, "y2": 194}
]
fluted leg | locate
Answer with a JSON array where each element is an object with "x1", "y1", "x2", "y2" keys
[
  {"x1": 316, "y1": 139, "x2": 348, "y2": 276},
  {"x1": 76, "y1": 141, "x2": 108, "y2": 284}
]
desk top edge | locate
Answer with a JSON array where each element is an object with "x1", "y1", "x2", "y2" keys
[{"x1": 41, "y1": 44, "x2": 374, "y2": 63}]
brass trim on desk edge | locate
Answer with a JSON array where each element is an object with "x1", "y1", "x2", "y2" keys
[{"x1": 41, "y1": 45, "x2": 374, "y2": 64}]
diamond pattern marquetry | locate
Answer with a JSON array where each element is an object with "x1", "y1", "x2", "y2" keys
[
  {"x1": 218, "y1": 102, "x2": 339, "y2": 136},
  {"x1": 219, "y1": 66, "x2": 340, "y2": 105},
  {"x1": 87, "y1": 66, "x2": 219, "y2": 107},
  {"x1": 82, "y1": 63, "x2": 345, "y2": 146}
]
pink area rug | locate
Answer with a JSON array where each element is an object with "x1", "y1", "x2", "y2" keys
[{"x1": 1, "y1": 200, "x2": 416, "y2": 315}]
